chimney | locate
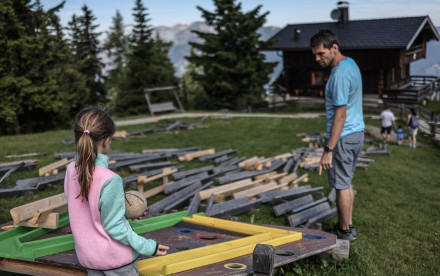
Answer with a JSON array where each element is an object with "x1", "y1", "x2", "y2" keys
[
  {"x1": 294, "y1": 28, "x2": 301, "y2": 40},
  {"x1": 337, "y1": 1, "x2": 349, "y2": 24}
]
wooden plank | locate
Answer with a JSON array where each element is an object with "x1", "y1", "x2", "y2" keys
[
  {"x1": 187, "y1": 193, "x2": 201, "y2": 216},
  {"x1": 173, "y1": 166, "x2": 214, "y2": 180},
  {"x1": 0, "y1": 160, "x2": 38, "y2": 173},
  {"x1": 238, "y1": 156, "x2": 259, "y2": 167},
  {"x1": 254, "y1": 171, "x2": 278, "y2": 181},
  {"x1": 137, "y1": 168, "x2": 178, "y2": 192},
  {"x1": 272, "y1": 186, "x2": 323, "y2": 204},
  {"x1": 129, "y1": 161, "x2": 178, "y2": 172},
  {"x1": 291, "y1": 198, "x2": 329, "y2": 214},
  {"x1": 283, "y1": 159, "x2": 294, "y2": 173},
  {"x1": 216, "y1": 170, "x2": 272, "y2": 185},
  {"x1": 198, "y1": 178, "x2": 252, "y2": 200},
  {"x1": 259, "y1": 185, "x2": 312, "y2": 204},
  {"x1": 163, "y1": 181, "x2": 214, "y2": 213},
  {"x1": 213, "y1": 179, "x2": 265, "y2": 201},
  {"x1": 0, "y1": 258, "x2": 86, "y2": 276},
  {"x1": 163, "y1": 172, "x2": 210, "y2": 194},
  {"x1": 39, "y1": 158, "x2": 72, "y2": 176},
  {"x1": 233, "y1": 182, "x2": 287, "y2": 199},
  {"x1": 290, "y1": 173, "x2": 309, "y2": 187},
  {"x1": 109, "y1": 155, "x2": 166, "y2": 170},
  {"x1": 179, "y1": 149, "x2": 215, "y2": 162},
  {"x1": 16, "y1": 213, "x2": 59, "y2": 229},
  {"x1": 29, "y1": 201, "x2": 68, "y2": 225},
  {"x1": 273, "y1": 195, "x2": 314, "y2": 216},
  {"x1": 278, "y1": 172, "x2": 298, "y2": 185},
  {"x1": 273, "y1": 153, "x2": 294, "y2": 161},
  {"x1": 288, "y1": 202, "x2": 330, "y2": 227},
  {"x1": 10, "y1": 193, "x2": 66, "y2": 224},
  {"x1": 198, "y1": 149, "x2": 238, "y2": 162},
  {"x1": 150, "y1": 182, "x2": 203, "y2": 214}
]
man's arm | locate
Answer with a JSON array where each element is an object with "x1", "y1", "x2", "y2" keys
[{"x1": 319, "y1": 105, "x2": 347, "y2": 175}]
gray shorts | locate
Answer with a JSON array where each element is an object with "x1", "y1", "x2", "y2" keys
[
  {"x1": 87, "y1": 260, "x2": 139, "y2": 276},
  {"x1": 408, "y1": 126, "x2": 418, "y2": 136},
  {"x1": 328, "y1": 131, "x2": 364, "y2": 190}
]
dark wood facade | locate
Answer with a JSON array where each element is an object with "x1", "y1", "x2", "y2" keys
[
  {"x1": 269, "y1": 14, "x2": 439, "y2": 99},
  {"x1": 282, "y1": 46, "x2": 427, "y2": 97}
]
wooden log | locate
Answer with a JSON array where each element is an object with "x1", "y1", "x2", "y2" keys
[
  {"x1": 305, "y1": 208, "x2": 337, "y2": 226},
  {"x1": 320, "y1": 239, "x2": 350, "y2": 260},
  {"x1": 15, "y1": 213, "x2": 60, "y2": 229},
  {"x1": 232, "y1": 182, "x2": 287, "y2": 199},
  {"x1": 212, "y1": 165, "x2": 241, "y2": 175},
  {"x1": 28, "y1": 201, "x2": 68, "y2": 225},
  {"x1": 206, "y1": 197, "x2": 249, "y2": 214},
  {"x1": 179, "y1": 149, "x2": 216, "y2": 162},
  {"x1": 213, "y1": 155, "x2": 229, "y2": 164},
  {"x1": 166, "y1": 121, "x2": 181, "y2": 131},
  {"x1": 205, "y1": 194, "x2": 216, "y2": 213},
  {"x1": 122, "y1": 167, "x2": 181, "y2": 186},
  {"x1": 5, "y1": 153, "x2": 43, "y2": 158},
  {"x1": 137, "y1": 168, "x2": 178, "y2": 192},
  {"x1": 259, "y1": 185, "x2": 312, "y2": 204},
  {"x1": 113, "y1": 130, "x2": 128, "y2": 139},
  {"x1": 219, "y1": 157, "x2": 246, "y2": 167},
  {"x1": 273, "y1": 153, "x2": 294, "y2": 161},
  {"x1": 253, "y1": 244, "x2": 274, "y2": 276},
  {"x1": 162, "y1": 181, "x2": 214, "y2": 214},
  {"x1": 266, "y1": 172, "x2": 288, "y2": 183},
  {"x1": 39, "y1": 158, "x2": 72, "y2": 176},
  {"x1": 198, "y1": 178, "x2": 252, "y2": 200},
  {"x1": 273, "y1": 195, "x2": 314, "y2": 216},
  {"x1": 187, "y1": 193, "x2": 201, "y2": 216},
  {"x1": 163, "y1": 172, "x2": 210, "y2": 194},
  {"x1": 172, "y1": 166, "x2": 214, "y2": 180},
  {"x1": 288, "y1": 202, "x2": 331, "y2": 226}
]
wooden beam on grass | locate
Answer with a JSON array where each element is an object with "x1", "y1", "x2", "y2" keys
[
  {"x1": 278, "y1": 172, "x2": 298, "y2": 185},
  {"x1": 137, "y1": 168, "x2": 177, "y2": 192},
  {"x1": 172, "y1": 166, "x2": 214, "y2": 180},
  {"x1": 259, "y1": 185, "x2": 312, "y2": 204},
  {"x1": 198, "y1": 178, "x2": 252, "y2": 200},
  {"x1": 232, "y1": 182, "x2": 287, "y2": 199},
  {"x1": 273, "y1": 195, "x2": 314, "y2": 216},
  {"x1": 178, "y1": 149, "x2": 215, "y2": 162},
  {"x1": 39, "y1": 158, "x2": 73, "y2": 176},
  {"x1": 287, "y1": 202, "x2": 331, "y2": 227},
  {"x1": 163, "y1": 172, "x2": 210, "y2": 194}
]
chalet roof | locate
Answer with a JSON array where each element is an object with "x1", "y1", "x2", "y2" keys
[{"x1": 268, "y1": 16, "x2": 440, "y2": 51}]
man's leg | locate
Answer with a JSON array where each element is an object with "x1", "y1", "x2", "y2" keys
[{"x1": 336, "y1": 187, "x2": 353, "y2": 230}]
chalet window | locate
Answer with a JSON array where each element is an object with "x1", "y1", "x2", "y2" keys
[{"x1": 311, "y1": 72, "x2": 324, "y2": 86}]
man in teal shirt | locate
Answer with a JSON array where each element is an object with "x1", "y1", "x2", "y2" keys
[{"x1": 310, "y1": 29, "x2": 365, "y2": 242}]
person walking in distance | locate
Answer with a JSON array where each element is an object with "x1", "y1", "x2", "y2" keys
[
  {"x1": 380, "y1": 105, "x2": 396, "y2": 147},
  {"x1": 65, "y1": 107, "x2": 169, "y2": 275},
  {"x1": 407, "y1": 108, "x2": 419, "y2": 149},
  {"x1": 310, "y1": 29, "x2": 365, "y2": 242}
]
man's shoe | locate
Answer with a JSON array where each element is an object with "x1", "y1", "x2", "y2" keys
[
  {"x1": 327, "y1": 227, "x2": 354, "y2": 242},
  {"x1": 349, "y1": 225, "x2": 357, "y2": 240}
]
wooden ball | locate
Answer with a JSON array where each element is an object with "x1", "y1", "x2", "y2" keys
[{"x1": 124, "y1": 190, "x2": 148, "y2": 219}]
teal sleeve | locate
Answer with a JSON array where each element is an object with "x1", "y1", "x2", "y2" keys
[{"x1": 99, "y1": 175, "x2": 158, "y2": 256}]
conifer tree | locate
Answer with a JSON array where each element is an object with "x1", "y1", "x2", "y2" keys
[
  {"x1": 187, "y1": 0, "x2": 277, "y2": 110},
  {"x1": 0, "y1": 0, "x2": 86, "y2": 134},
  {"x1": 104, "y1": 10, "x2": 128, "y2": 109},
  {"x1": 68, "y1": 4, "x2": 106, "y2": 107},
  {"x1": 114, "y1": 0, "x2": 176, "y2": 116}
]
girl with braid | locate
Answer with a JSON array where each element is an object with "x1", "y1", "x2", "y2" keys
[{"x1": 64, "y1": 107, "x2": 168, "y2": 275}]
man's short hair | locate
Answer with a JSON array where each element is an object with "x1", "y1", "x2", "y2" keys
[{"x1": 310, "y1": 29, "x2": 339, "y2": 49}]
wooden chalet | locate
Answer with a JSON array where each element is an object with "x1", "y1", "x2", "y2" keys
[{"x1": 268, "y1": 4, "x2": 440, "y2": 102}]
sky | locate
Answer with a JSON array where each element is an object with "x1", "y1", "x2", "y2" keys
[{"x1": 39, "y1": 0, "x2": 440, "y2": 33}]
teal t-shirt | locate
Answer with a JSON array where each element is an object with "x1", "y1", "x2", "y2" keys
[{"x1": 325, "y1": 57, "x2": 365, "y2": 138}]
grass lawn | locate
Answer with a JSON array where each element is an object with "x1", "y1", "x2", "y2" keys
[{"x1": 0, "y1": 115, "x2": 439, "y2": 275}]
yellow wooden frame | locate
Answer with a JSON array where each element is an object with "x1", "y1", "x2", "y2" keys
[{"x1": 138, "y1": 215, "x2": 302, "y2": 275}]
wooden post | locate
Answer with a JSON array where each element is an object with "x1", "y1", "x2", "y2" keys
[{"x1": 253, "y1": 244, "x2": 274, "y2": 276}]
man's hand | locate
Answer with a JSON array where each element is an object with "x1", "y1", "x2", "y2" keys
[
  {"x1": 319, "y1": 151, "x2": 333, "y2": 175},
  {"x1": 154, "y1": 244, "x2": 169, "y2": 256}
]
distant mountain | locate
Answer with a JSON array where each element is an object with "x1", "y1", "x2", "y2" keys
[
  {"x1": 153, "y1": 22, "x2": 282, "y2": 80},
  {"x1": 410, "y1": 27, "x2": 440, "y2": 76}
]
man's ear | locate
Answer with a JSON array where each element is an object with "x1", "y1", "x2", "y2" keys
[{"x1": 331, "y1": 43, "x2": 339, "y2": 52}]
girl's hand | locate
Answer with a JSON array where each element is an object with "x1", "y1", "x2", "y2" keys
[{"x1": 155, "y1": 244, "x2": 169, "y2": 256}]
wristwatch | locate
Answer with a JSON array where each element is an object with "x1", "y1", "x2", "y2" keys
[{"x1": 324, "y1": 145, "x2": 333, "y2": 152}]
